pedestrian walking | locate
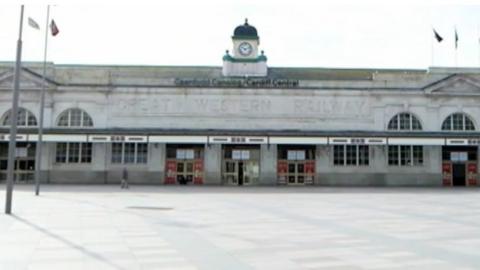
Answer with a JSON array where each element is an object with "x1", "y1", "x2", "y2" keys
[{"x1": 121, "y1": 167, "x2": 129, "y2": 189}]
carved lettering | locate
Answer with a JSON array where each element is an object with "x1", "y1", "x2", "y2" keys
[{"x1": 293, "y1": 98, "x2": 369, "y2": 118}]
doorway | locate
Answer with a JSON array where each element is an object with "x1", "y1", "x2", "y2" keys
[
  {"x1": 277, "y1": 146, "x2": 315, "y2": 185},
  {"x1": 165, "y1": 144, "x2": 204, "y2": 185},
  {"x1": 452, "y1": 163, "x2": 466, "y2": 186},
  {"x1": 224, "y1": 160, "x2": 259, "y2": 185},
  {"x1": 0, "y1": 142, "x2": 36, "y2": 182},
  {"x1": 222, "y1": 145, "x2": 260, "y2": 185},
  {"x1": 442, "y1": 146, "x2": 477, "y2": 187},
  {"x1": 287, "y1": 162, "x2": 305, "y2": 185}
]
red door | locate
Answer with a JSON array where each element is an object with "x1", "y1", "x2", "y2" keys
[{"x1": 165, "y1": 160, "x2": 176, "y2": 184}]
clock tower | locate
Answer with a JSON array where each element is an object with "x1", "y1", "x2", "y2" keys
[{"x1": 222, "y1": 19, "x2": 268, "y2": 77}]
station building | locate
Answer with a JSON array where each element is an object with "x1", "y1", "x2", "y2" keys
[{"x1": 1, "y1": 20, "x2": 479, "y2": 186}]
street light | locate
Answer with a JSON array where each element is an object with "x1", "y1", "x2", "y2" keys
[{"x1": 5, "y1": 5, "x2": 25, "y2": 214}]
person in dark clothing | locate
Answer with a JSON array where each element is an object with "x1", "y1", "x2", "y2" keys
[{"x1": 121, "y1": 167, "x2": 129, "y2": 189}]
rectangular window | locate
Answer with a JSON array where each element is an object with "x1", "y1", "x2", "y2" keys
[
  {"x1": 333, "y1": 145, "x2": 369, "y2": 166},
  {"x1": 388, "y1": 145, "x2": 398, "y2": 165},
  {"x1": 389, "y1": 145, "x2": 423, "y2": 166},
  {"x1": 333, "y1": 145, "x2": 344, "y2": 165},
  {"x1": 412, "y1": 146, "x2": 423, "y2": 165},
  {"x1": 287, "y1": 150, "x2": 307, "y2": 160},
  {"x1": 111, "y1": 143, "x2": 148, "y2": 164},
  {"x1": 278, "y1": 147, "x2": 315, "y2": 160},
  {"x1": 137, "y1": 143, "x2": 148, "y2": 164},
  {"x1": 56, "y1": 143, "x2": 67, "y2": 163},
  {"x1": 400, "y1": 145, "x2": 411, "y2": 166},
  {"x1": 81, "y1": 143, "x2": 92, "y2": 163},
  {"x1": 358, "y1": 145, "x2": 369, "y2": 166},
  {"x1": 124, "y1": 143, "x2": 136, "y2": 163},
  {"x1": 112, "y1": 143, "x2": 123, "y2": 163},
  {"x1": 346, "y1": 145, "x2": 357, "y2": 165},
  {"x1": 68, "y1": 143, "x2": 80, "y2": 163},
  {"x1": 55, "y1": 142, "x2": 92, "y2": 164}
]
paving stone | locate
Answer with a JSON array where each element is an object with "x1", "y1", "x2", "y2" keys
[{"x1": 0, "y1": 185, "x2": 479, "y2": 270}]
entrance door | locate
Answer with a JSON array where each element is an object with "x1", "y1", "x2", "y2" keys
[
  {"x1": 165, "y1": 146, "x2": 204, "y2": 185},
  {"x1": 0, "y1": 143, "x2": 36, "y2": 182},
  {"x1": 287, "y1": 162, "x2": 305, "y2": 185},
  {"x1": 452, "y1": 163, "x2": 466, "y2": 186},
  {"x1": 176, "y1": 161, "x2": 194, "y2": 184},
  {"x1": 442, "y1": 146, "x2": 477, "y2": 187},
  {"x1": 222, "y1": 146, "x2": 260, "y2": 185},
  {"x1": 224, "y1": 160, "x2": 258, "y2": 185}
]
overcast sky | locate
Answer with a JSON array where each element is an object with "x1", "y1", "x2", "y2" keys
[{"x1": 1, "y1": 0, "x2": 480, "y2": 69}]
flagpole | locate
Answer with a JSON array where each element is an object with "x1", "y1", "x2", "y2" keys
[
  {"x1": 455, "y1": 26, "x2": 458, "y2": 68},
  {"x1": 477, "y1": 24, "x2": 480, "y2": 67},
  {"x1": 5, "y1": 5, "x2": 25, "y2": 214},
  {"x1": 431, "y1": 26, "x2": 434, "y2": 66},
  {"x1": 34, "y1": 5, "x2": 50, "y2": 196},
  {"x1": 455, "y1": 50, "x2": 458, "y2": 68}
]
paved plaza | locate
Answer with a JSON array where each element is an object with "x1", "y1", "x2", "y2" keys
[{"x1": 0, "y1": 185, "x2": 479, "y2": 270}]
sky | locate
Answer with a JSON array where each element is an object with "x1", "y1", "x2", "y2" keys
[{"x1": 1, "y1": 0, "x2": 480, "y2": 69}]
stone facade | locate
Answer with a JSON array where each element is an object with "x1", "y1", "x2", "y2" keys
[{"x1": 0, "y1": 20, "x2": 479, "y2": 187}]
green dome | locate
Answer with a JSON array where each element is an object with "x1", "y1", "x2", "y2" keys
[{"x1": 233, "y1": 19, "x2": 258, "y2": 39}]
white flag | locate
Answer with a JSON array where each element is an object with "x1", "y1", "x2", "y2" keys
[{"x1": 28, "y1": 17, "x2": 40, "y2": 30}]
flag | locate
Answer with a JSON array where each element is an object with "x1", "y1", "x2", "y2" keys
[
  {"x1": 28, "y1": 17, "x2": 40, "y2": 30},
  {"x1": 455, "y1": 28, "x2": 458, "y2": 49},
  {"x1": 433, "y1": 29, "x2": 443, "y2": 42},
  {"x1": 50, "y1": 19, "x2": 59, "y2": 36}
]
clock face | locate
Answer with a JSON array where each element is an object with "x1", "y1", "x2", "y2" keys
[{"x1": 238, "y1": 42, "x2": 253, "y2": 56}]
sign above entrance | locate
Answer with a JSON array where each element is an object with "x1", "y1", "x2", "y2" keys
[
  {"x1": 209, "y1": 136, "x2": 267, "y2": 144},
  {"x1": 329, "y1": 137, "x2": 387, "y2": 145},
  {"x1": 174, "y1": 78, "x2": 299, "y2": 88}
]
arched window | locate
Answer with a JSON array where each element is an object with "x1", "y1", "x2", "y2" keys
[
  {"x1": 441, "y1": 113, "x2": 475, "y2": 131},
  {"x1": 57, "y1": 108, "x2": 93, "y2": 127},
  {"x1": 55, "y1": 109, "x2": 93, "y2": 164},
  {"x1": 387, "y1": 113, "x2": 422, "y2": 131},
  {"x1": 1, "y1": 107, "x2": 37, "y2": 126}
]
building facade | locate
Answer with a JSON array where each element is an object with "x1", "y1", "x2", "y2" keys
[{"x1": 0, "y1": 20, "x2": 479, "y2": 186}]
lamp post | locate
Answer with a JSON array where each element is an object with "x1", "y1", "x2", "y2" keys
[{"x1": 5, "y1": 5, "x2": 25, "y2": 214}]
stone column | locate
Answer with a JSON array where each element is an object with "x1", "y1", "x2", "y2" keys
[
  {"x1": 148, "y1": 143, "x2": 165, "y2": 184},
  {"x1": 315, "y1": 145, "x2": 330, "y2": 185},
  {"x1": 92, "y1": 143, "x2": 107, "y2": 184},
  {"x1": 204, "y1": 144, "x2": 222, "y2": 185},
  {"x1": 371, "y1": 145, "x2": 387, "y2": 173},
  {"x1": 39, "y1": 142, "x2": 53, "y2": 183},
  {"x1": 259, "y1": 144, "x2": 277, "y2": 185},
  {"x1": 427, "y1": 145, "x2": 443, "y2": 185}
]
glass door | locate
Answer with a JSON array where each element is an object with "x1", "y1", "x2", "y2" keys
[
  {"x1": 224, "y1": 161, "x2": 238, "y2": 185},
  {"x1": 176, "y1": 161, "x2": 194, "y2": 184},
  {"x1": 244, "y1": 160, "x2": 259, "y2": 185},
  {"x1": 222, "y1": 146, "x2": 260, "y2": 185},
  {"x1": 287, "y1": 161, "x2": 305, "y2": 185}
]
